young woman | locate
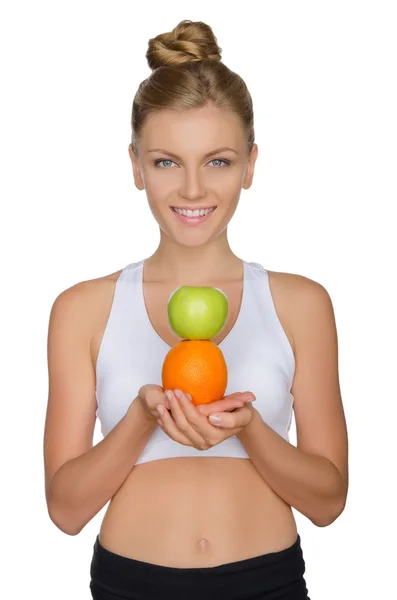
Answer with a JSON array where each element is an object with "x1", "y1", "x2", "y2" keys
[{"x1": 44, "y1": 19, "x2": 348, "y2": 600}]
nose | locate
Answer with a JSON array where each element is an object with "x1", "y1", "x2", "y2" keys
[{"x1": 180, "y1": 167, "x2": 206, "y2": 201}]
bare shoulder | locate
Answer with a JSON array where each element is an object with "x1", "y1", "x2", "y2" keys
[
  {"x1": 266, "y1": 269, "x2": 330, "y2": 296},
  {"x1": 51, "y1": 266, "x2": 124, "y2": 368},
  {"x1": 265, "y1": 269, "x2": 334, "y2": 356},
  {"x1": 52, "y1": 267, "x2": 123, "y2": 319}
]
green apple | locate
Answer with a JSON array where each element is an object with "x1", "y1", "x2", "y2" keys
[{"x1": 167, "y1": 286, "x2": 228, "y2": 340}]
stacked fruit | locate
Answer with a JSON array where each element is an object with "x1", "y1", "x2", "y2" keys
[{"x1": 162, "y1": 286, "x2": 228, "y2": 406}]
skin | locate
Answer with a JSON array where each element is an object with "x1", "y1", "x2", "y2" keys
[
  {"x1": 129, "y1": 102, "x2": 260, "y2": 438},
  {"x1": 128, "y1": 103, "x2": 258, "y2": 280},
  {"x1": 124, "y1": 103, "x2": 347, "y2": 539},
  {"x1": 44, "y1": 100, "x2": 347, "y2": 569}
]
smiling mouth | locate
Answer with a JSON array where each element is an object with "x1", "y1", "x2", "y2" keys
[
  {"x1": 170, "y1": 206, "x2": 217, "y2": 226},
  {"x1": 171, "y1": 206, "x2": 216, "y2": 217}
]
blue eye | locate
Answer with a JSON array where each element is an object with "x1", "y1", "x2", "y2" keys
[
  {"x1": 154, "y1": 158, "x2": 231, "y2": 168},
  {"x1": 154, "y1": 159, "x2": 175, "y2": 168},
  {"x1": 210, "y1": 159, "x2": 230, "y2": 168}
]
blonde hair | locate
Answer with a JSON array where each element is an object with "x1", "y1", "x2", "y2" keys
[{"x1": 130, "y1": 20, "x2": 255, "y2": 156}]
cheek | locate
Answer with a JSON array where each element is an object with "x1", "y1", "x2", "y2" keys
[
  {"x1": 146, "y1": 197, "x2": 169, "y2": 226},
  {"x1": 145, "y1": 174, "x2": 174, "y2": 195},
  {"x1": 210, "y1": 168, "x2": 244, "y2": 192}
]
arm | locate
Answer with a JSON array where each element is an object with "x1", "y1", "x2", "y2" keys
[
  {"x1": 44, "y1": 281, "x2": 157, "y2": 536},
  {"x1": 47, "y1": 397, "x2": 156, "y2": 536},
  {"x1": 237, "y1": 276, "x2": 348, "y2": 527}
]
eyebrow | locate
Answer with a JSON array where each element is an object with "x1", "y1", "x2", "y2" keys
[{"x1": 147, "y1": 146, "x2": 239, "y2": 160}]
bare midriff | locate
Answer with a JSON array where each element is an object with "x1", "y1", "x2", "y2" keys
[{"x1": 99, "y1": 456, "x2": 298, "y2": 568}]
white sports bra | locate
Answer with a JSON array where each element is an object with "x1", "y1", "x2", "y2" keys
[{"x1": 95, "y1": 258, "x2": 295, "y2": 465}]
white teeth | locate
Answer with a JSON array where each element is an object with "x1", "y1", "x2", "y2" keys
[{"x1": 173, "y1": 207, "x2": 215, "y2": 217}]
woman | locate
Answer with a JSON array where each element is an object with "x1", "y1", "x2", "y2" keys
[{"x1": 44, "y1": 19, "x2": 348, "y2": 600}]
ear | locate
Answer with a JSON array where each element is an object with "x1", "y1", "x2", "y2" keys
[
  {"x1": 242, "y1": 143, "x2": 258, "y2": 190},
  {"x1": 128, "y1": 143, "x2": 145, "y2": 190}
]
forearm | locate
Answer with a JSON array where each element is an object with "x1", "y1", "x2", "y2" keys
[
  {"x1": 47, "y1": 397, "x2": 157, "y2": 535},
  {"x1": 237, "y1": 410, "x2": 347, "y2": 527}
]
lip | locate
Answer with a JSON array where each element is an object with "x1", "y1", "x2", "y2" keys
[
  {"x1": 170, "y1": 205, "x2": 217, "y2": 211},
  {"x1": 170, "y1": 206, "x2": 217, "y2": 227}
]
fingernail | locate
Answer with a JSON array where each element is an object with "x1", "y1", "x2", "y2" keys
[
  {"x1": 174, "y1": 389, "x2": 183, "y2": 400},
  {"x1": 165, "y1": 390, "x2": 173, "y2": 402},
  {"x1": 209, "y1": 414, "x2": 222, "y2": 424}
]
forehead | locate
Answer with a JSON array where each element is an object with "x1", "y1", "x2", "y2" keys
[{"x1": 141, "y1": 104, "x2": 244, "y2": 149}]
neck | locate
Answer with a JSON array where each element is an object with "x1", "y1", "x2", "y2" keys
[{"x1": 144, "y1": 231, "x2": 242, "y2": 284}]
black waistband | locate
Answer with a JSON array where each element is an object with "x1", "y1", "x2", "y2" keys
[{"x1": 92, "y1": 532, "x2": 304, "y2": 575}]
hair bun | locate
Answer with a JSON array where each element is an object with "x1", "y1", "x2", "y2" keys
[{"x1": 146, "y1": 20, "x2": 222, "y2": 70}]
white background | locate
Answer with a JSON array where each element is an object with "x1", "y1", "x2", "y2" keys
[{"x1": 1, "y1": 1, "x2": 396, "y2": 598}]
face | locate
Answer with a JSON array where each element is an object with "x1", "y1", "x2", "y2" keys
[{"x1": 128, "y1": 103, "x2": 258, "y2": 247}]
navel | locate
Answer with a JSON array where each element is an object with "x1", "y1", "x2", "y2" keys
[{"x1": 197, "y1": 537, "x2": 210, "y2": 552}]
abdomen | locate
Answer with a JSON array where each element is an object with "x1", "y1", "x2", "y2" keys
[{"x1": 99, "y1": 456, "x2": 298, "y2": 568}]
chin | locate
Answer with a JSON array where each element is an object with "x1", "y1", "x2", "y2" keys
[{"x1": 173, "y1": 233, "x2": 214, "y2": 248}]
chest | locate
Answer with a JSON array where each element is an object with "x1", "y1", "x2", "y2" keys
[
  {"x1": 95, "y1": 269, "x2": 296, "y2": 441},
  {"x1": 142, "y1": 278, "x2": 244, "y2": 347}
]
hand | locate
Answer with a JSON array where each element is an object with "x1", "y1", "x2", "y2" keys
[
  {"x1": 195, "y1": 391, "x2": 256, "y2": 417},
  {"x1": 136, "y1": 384, "x2": 171, "y2": 424},
  {"x1": 136, "y1": 384, "x2": 254, "y2": 425},
  {"x1": 156, "y1": 388, "x2": 257, "y2": 450}
]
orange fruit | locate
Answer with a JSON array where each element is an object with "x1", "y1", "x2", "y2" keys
[{"x1": 162, "y1": 339, "x2": 228, "y2": 406}]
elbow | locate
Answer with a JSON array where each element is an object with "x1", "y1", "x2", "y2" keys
[
  {"x1": 46, "y1": 485, "x2": 86, "y2": 535},
  {"x1": 48, "y1": 504, "x2": 84, "y2": 536},
  {"x1": 312, "y1": 514, "x2": 338, "y2": 528},
  {"x1": 311, "y1": 495, "x2": 347, "y2": 528}
]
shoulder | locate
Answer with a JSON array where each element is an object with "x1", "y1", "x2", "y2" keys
[
  {"x1": 51, "y1": 267, "x2": 123, "y2": 314},
  {"x1": 49, "y1": 267, "x2": 126, "y2": 369},
  {"x1": 49, "y1": 267, "x2": 124, "y2": 341},
  {"x1": 265, "y1": 270, "x2": 335, "y2": 352},
  {"x1": 267, "y1": 269, "x2": 332, "y2": 303}
]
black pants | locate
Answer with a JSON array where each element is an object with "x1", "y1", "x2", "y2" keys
[{"x1": 90, "y1": 533, "x2": 310, "y2": 599}]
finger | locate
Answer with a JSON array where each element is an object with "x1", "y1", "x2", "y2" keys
[
  {"x1": 166, "y1": 391, "x2": 208, "y2": 447},
  {"x1": 208, "y1": 405, "x2": 253, "y2": 428},
  {"x1": 172, "y1": 389, "x2": 217, "y2": 439},
  {"x1": 197, "y1": 392, "x2": 255, "y2": 416},
  {"x1": 225, "y1": 391, "x2": 256, "y2": 401},
  {"x1": 141, "y1": 385, "x2": 172, "y2": 410},
  {"x1": 196, "y1": 399, "x2": 243, "y2": 416},
  {"x1": 162, "y1": 396, "x2": 171, "y2": 410},
  {"x1": 159, "y1": 389, "x2": 172, "y2": 411},
  {"x1": 157, "y1": 404, "x2": 193, "y2": 446},
  {"x1": 216, "y1": 391, "x2": 255, "y2": 405}
]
